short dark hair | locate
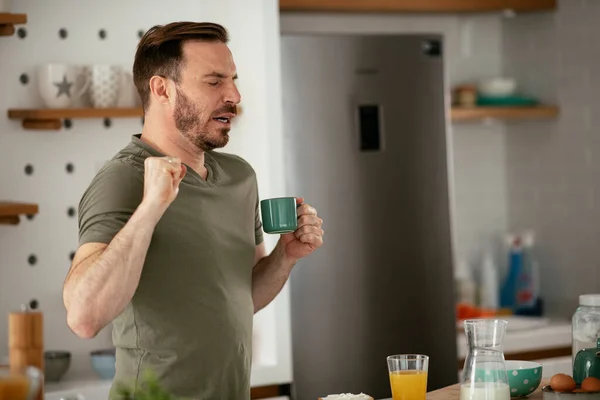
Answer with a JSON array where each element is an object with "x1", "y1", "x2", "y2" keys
[{"x1": 133, "y1": 21, "x2": 229, "y2": 111}]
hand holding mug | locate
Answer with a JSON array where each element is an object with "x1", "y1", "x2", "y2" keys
[{"x1": 260, "y1": 197, "x2": 324, "y2": 261}]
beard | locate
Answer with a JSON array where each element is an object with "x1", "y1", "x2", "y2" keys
[{"x1": 173, "y1": 87, "x2": 234, "y2": 152}]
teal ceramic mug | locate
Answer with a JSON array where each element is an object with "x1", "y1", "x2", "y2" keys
[
  {"x1": 260, "y1": 197, "x2": 298, "y2": 234},
  {"x1": 574, "y1": 338, "x2": 600, "y2": 384}
]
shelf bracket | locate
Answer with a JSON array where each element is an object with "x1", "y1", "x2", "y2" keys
[
  {"x1": 0, "y1": 216, "x2": 20, "y2": 225},
  {"x1": 0, "y1": 13, "x2": 27, "y2": 36},
  {"x1": 22, "y1": 119, "x2": 62, "y2": 130},
  {"x1": 0, "y1": 24, "x2": 15, "y2": 36}
]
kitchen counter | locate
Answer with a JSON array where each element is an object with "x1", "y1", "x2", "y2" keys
[
  {"x1": 379, "y1": 380, "x2": 550, "y2": 400},
  {"x1": 457, "y1": 319, "x2": 572, "y2": 360},
  {"x1": 427, "y1": 381, "x2": 548, "y2": 400},
  {"x1": 43, "y1": 318, "x2": 572, "y2": 399},
  {"x1": 43, "y1": 362, "x2": 289, "y2": 397}
]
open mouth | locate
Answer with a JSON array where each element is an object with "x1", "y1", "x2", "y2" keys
[{"x1": 213, "y1": 112, "x2": 235, "y2": 125}]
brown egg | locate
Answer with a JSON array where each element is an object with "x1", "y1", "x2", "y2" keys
[
  {"x1": 581, "y1": 377, "x2": 600, "y2": 393},
  {"x1": 573, "y1": 389, "x2": 586, "y2": 393},
  {"x1": 550, "y1": 373, "x2": 577, "y2": 392}
]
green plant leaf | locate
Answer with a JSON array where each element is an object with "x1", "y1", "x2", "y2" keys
[{"x1": 113, "y1": 369, "x2": 184, "y2": 400}]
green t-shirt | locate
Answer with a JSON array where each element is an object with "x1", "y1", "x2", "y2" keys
[{"x1": 77, "y1": 134, "x2": 263, "y2": 400}]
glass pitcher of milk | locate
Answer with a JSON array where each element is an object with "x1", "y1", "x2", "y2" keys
[{"x1": 460, "y1": 319, "x2": 510, "y2": 400}]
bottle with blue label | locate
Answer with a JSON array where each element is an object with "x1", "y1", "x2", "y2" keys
[
  {"x1": 516, "y1": 231, "x2": 544, "y2": 315},
  {"x1": 500, "y1": 234, "x2": 523, "y2": 310}
]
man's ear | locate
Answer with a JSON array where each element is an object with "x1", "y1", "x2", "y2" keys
[{"x1": 148, "y1": 75, "x2": 172, "y2": 106}]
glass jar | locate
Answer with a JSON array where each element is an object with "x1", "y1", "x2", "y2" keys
[{"x1": 572, "y1": 294, "x2": 600, "y2": 363}]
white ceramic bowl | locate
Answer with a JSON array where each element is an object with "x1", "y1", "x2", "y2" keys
[{"x1": 478, "y1": 78, "x2": 517, "y2": 97}]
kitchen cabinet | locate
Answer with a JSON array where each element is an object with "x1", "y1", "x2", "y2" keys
[
  {"x1": 535, "y1": 356, "x2": 572, "y2": 378},
  {"x1": 457, "y1": 321, "x2": 573, "y2": 375},
  {"x1": 279, "y1": 0, "x2": 556, "y2": 13}
]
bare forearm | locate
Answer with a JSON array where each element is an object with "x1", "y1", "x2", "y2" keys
[
  {"x1": 64, "y1": 202, "x2": 162, "y2": 337},
  {"x1": 252, "y1": 242, "x2": 297, "y2": 313}
]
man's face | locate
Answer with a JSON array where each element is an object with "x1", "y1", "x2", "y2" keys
[{"x1": 172, "y1": 40, "x2": 241, "y2": 151}]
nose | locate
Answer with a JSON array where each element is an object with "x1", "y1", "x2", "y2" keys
[{"x1": 225, "y1": 81, "x2": 241, "y2": 105}]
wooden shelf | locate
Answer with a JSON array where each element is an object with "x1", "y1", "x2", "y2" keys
[
  {"x1": 7, "y1": 107, "x2": 144, "y2": 130},
  {"x1": 0, "y1": 13, "x2": 27, "y2": 36},
  {"x1": 279, "y1": 0, "x2": 556, "y2": 13},
  {"x1": 0, "y1": 202, "x2": 38, "y2": 225},
  {"x1": 451, "y1": 106, "x2": 559, "y2": 122}
]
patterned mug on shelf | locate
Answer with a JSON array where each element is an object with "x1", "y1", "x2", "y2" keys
[{"x1": 86, "y1": 65, "x2": 121, "y2": 108}]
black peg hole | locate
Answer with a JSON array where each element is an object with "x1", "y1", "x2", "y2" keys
[
  {"x1": 67, "y1": 207, "x2": 76, "y2": 218},
  {"x1": 29, "y1": 299, "x2": 39, "y2": 310},
  {"x1": 138, "y1": 30, "x2": 145, "y2": 39},
  {"x1": 99, "y1": 29, "x2": 107, "y2": 39},
  {"x1": 66, "y1": 162, "x2": 75, "y2": 173},
  {"x1": 59, "y1": 28, "x2": 68, "y2": 39},
  {"x1": 64, "y1": 119, "x2": 73, "y2": 129},
  {"x1": 17, "y1": 28, "x2": 26, "y2": 39},
  {"x1": 26, "y1": 214, "x2": 35, "y2": 221},
  {"x1": 69, "y1": 251, "x2": 76, "y2": 261},
  {"x1": 103, "y1": 118, "x2": 112, "y2": 128},
  {"x1": 24, "y1": 164, "x2": 34, "y2": 176},
  {"x1": 19, "y1": 73, "x2": 29, "y2": 85},
  {"x1": 28, "y1": 254, "x2": 37, "y2": 266}
]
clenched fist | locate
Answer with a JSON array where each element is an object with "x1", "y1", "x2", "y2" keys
[{"x1": 142, "y1": 156, "x2": 187, "y2": 211}]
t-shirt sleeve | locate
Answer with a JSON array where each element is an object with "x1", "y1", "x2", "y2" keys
[
  {"x1": 78, "y1": 159, "x2": 144, "y2": 246},
  {"x1": 254, "y1": 184, "x2": 264, "y2": 246}
]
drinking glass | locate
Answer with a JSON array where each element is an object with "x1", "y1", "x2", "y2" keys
[{"x1": 387, "y1": 354, "x2": 429, "y2": 400}]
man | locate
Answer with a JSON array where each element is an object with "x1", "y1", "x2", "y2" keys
[{"x1": 62, "y1": 21, "x2": 324, "y2": 399}]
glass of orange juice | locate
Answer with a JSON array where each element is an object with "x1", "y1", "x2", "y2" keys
[
  {"x1": 387, "y1": 354, "x2": 429, "y2": 400},
  {"x1": 0, "y1": 365, "x2": 42, "y2": 400}
]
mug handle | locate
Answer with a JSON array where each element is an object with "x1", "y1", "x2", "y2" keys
[{"x1": 72, "y1": 73, "x2": 91, "y2": 101}]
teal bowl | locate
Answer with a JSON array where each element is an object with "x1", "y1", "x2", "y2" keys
[{"x1": 506, "y1": 361, "x2": 543, "y2": 398}]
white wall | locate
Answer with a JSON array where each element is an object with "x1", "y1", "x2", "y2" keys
[
  {"x1": 503, "y1": 0, "x2": 600, "y2": 317},
  {"x1": 280, "y1": 12, "x2": 508, "y2": 274},
  {"x1": 0, "y1": 0, "x2": 291, "y2": 387}
]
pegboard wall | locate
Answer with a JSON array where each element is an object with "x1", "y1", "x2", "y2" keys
[{"x1": 0, "y1": 0, "x2": 291, "y2": 386}]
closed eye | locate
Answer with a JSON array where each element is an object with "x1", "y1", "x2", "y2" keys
[{"x1": 208, "y1": 81, "x2": 220, "y2": 86}]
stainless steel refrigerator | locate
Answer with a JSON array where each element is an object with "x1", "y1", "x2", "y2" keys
[{"x1": 280, "y1": 34, "x2": 458, "y2": 400}]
